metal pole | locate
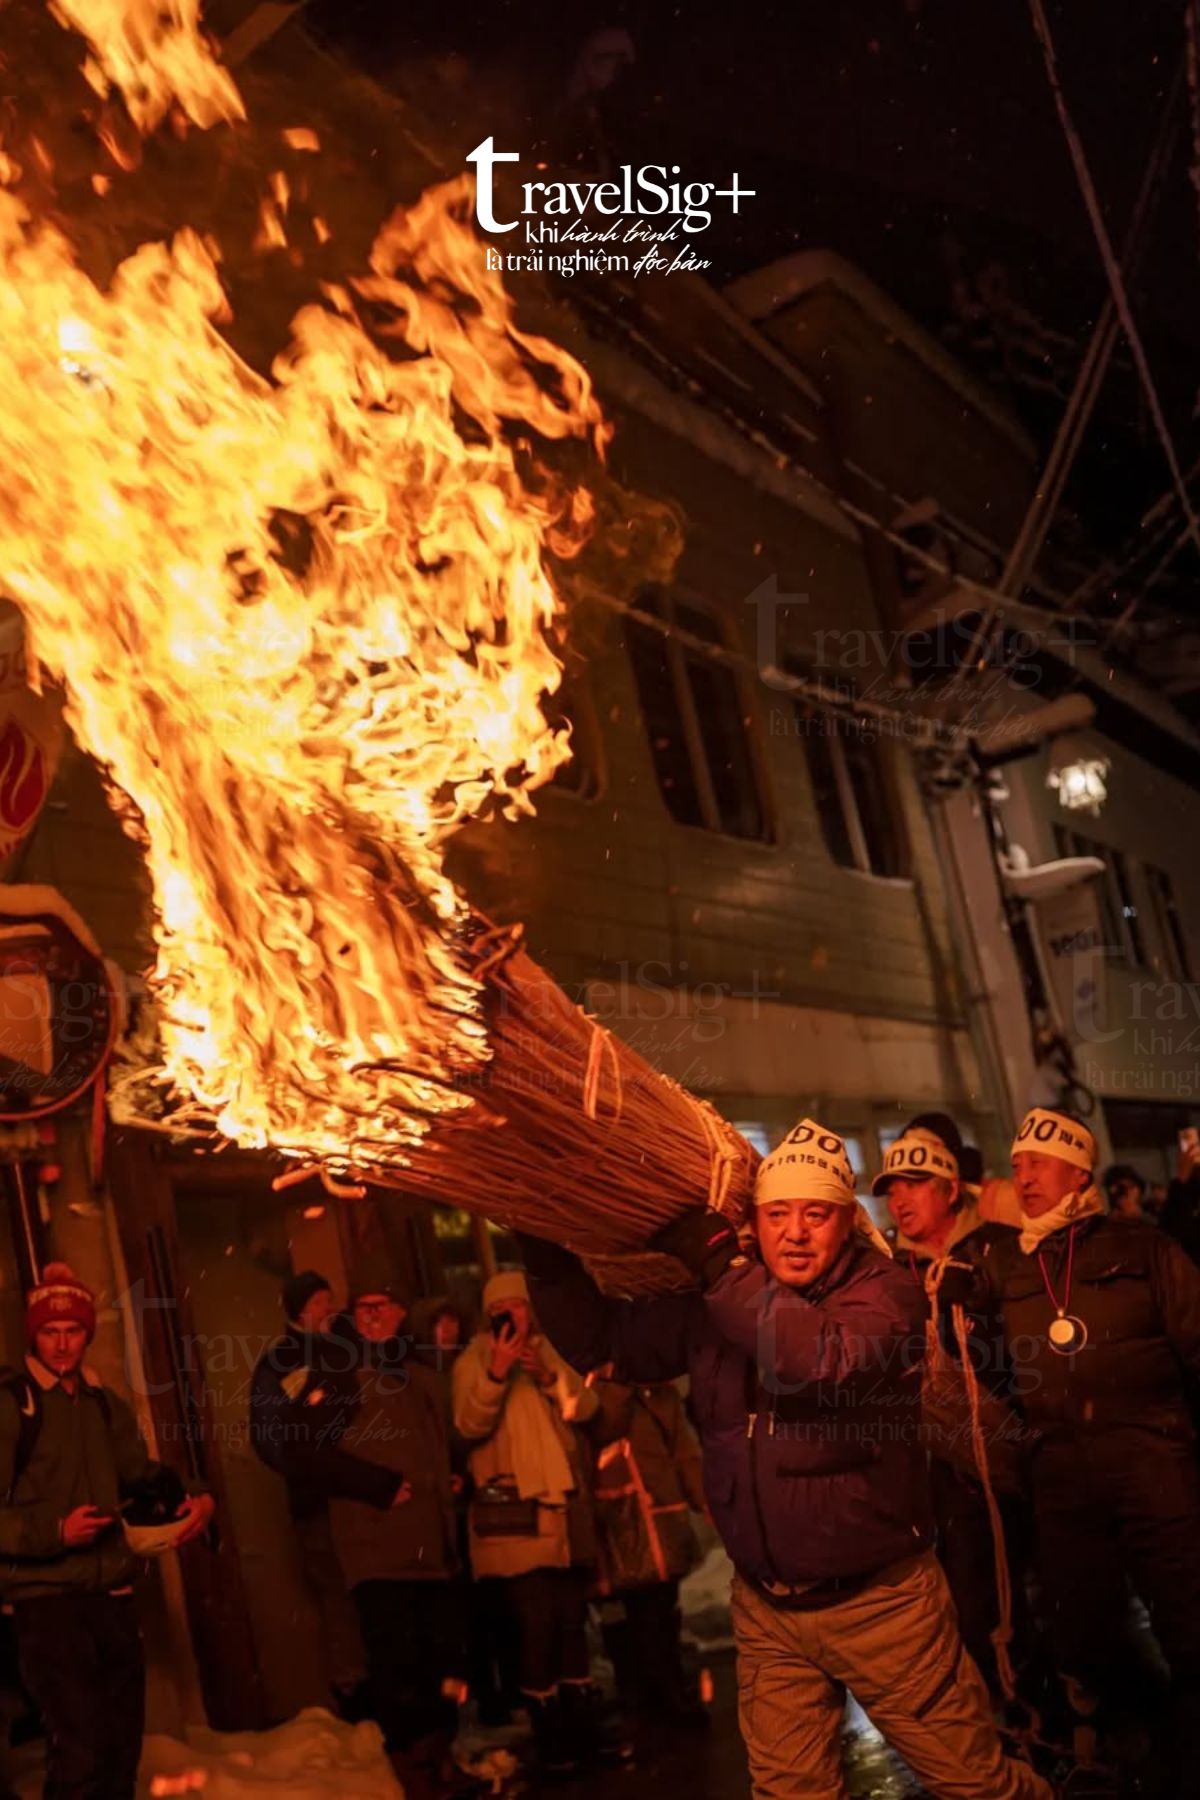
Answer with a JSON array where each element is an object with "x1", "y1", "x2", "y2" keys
[{"x1": 4, "y1": 1162, "x2": 43, "y2": 1291}]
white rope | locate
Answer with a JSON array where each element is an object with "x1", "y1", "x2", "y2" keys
[{"x1": 922, "y1": 1258, "x2": 1017, "y2": 1702}]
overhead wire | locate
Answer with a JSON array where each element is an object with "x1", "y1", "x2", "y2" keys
[
  {"x1": 954, "y1": 12, "x2": 1188, "y2": 683},
  {"x1": 1027, "y1": 0, "x2": 1200, "y2": 581},
  {"x1": 568, "y1": 283, "x2": 1099, "y2": 640}
]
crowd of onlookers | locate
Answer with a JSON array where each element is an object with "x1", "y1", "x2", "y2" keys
[{"x1": 249, "y1": 1261, "x2": 709, "y2": 1795}]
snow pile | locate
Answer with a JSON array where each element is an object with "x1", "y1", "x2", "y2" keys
[
  {"x1": 680, "y1": 1539, "x2": 734, "y2": 1650},
  {"x1": 138, "y1": 1707, "x2": 401, "y2": 1799}
]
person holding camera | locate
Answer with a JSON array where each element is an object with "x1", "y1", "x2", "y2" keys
[
  {"x1": 452, "y1": 1270, "x2": 622, "y2": 1778},
  {"x1": 0, "y1": 1263, "x2": 214, "y2": 1800}
]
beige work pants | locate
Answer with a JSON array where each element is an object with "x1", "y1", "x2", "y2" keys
[{"x1": 732, "y1": 1552, "x2": 1051, "y2": 1800}]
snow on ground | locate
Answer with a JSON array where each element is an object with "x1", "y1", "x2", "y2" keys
[{"x1": 136, "y1": 1708, "x2": 401, "y2": 1799}]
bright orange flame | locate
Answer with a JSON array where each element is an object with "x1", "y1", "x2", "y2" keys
[
  {"x1": 50, "y1": 0, "x2": 244, "y2": 131},
  {"x1": 0, "y1": 12, "x2": 607, "y2": 1175}
]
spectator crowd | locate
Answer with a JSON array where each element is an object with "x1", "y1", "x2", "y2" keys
[{"x1": 248, "y1": 1256, "x2": 709, "y2": 1795}]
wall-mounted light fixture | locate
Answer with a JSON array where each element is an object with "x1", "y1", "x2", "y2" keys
[{"x1": 1047, "y1": 740, "x2": 1108, "y2": 816}]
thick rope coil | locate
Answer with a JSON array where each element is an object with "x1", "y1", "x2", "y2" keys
[{"x1": 688, "y1": 1095, "x2": 737, "y2": 1211}]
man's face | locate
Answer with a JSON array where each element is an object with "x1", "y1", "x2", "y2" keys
[
  {"x1": 35, "y1": 1321, "x2": 89, "y2": 1379},
  {"x1": 1109, "y1": 1179, "x2": 1144, "y2": 1220},
  {"x1": 885, "y1": 1175, "x2": 957, "y2": 1247},
  {"x1": 353, "y1": 1294, "x2": 407, "y2": 1342},
  {"x1": 1012, "y1": 1150, "x2": 1086, "y2": 1218},
  {"x1": 433, "y1": 1312, "x2": 461, "y2": 1349},
  {"x1": 755, "y1": 1200, "x2": 854, "y2": 1289},
  {"x1": 298, "y1": 1289, "x2": 336, "y2": 1334}
]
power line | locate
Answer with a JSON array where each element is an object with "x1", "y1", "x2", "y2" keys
[
  {"x1": 1028, "y1": 0, "x2": 1200, "y2": 588},
  {"x1": 572, "y1": 283, "x2": 1094, "y2": 640},
  {"x1": 575, "y1": 579, "x2": 1030, "y2": 756}
]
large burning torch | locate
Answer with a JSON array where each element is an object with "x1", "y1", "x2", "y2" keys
[{"x1": 0, "y1": 0, "x2": 755, "y2": 1279}]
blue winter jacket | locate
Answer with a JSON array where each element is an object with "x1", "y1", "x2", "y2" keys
[{"x1": 526, "y1": 1236, "x2": 933, "y2": 1591}]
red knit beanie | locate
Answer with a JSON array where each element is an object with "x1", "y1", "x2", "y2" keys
[{"x1": 26, "y1": 1263, "x2": 96, "y2": 1343}]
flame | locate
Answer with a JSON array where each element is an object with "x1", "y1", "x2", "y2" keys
[
  {"x1": 0, "y1": 8, "x2": 608, "y2": 1174},
  {"x1": 50, "y1": 0, "x2": 244, "y2": 131}
]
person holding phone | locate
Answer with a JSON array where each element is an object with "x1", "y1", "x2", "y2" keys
[
  {"x1": 1162, "y1": 1128, "x2": 1200, "y2": 1263},
  {"x1": 453, "y1": 1270, "x2": 622, "y2": 1779}
]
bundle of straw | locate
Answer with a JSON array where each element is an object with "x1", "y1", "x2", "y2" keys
[{"x1": 366, "y1": 919, "x2": 759, "y2": 1287}]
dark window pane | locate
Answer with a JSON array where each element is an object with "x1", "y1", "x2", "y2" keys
[
  {"x1": 1148, "y1": 866, "x2": 1192, "y2": 982},
  {"x1": 683, "y1": 652, "x2": 766, "y2": 840},
  {"x1": 1110, "y1": 850, "x2": 1147, "y2": 967},
  {"x1": 626, "y1": 617, "x2": 704, "y2": 827},
  {"x1": 1059, "y1": 829, "x2": 1122, "y2": 956},
  {"x1": 842, "y1": 733, "x2": 908, "y2": 878},
  {"x1": 797, "y1": 705, "x2": 855, "y2": 868},
  {"x1": 628, "y1": 589, "x2": 768, "y2": 841}
]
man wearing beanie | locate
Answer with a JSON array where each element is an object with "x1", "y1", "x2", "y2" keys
[
  {"x1": 0, "y1": 1262, "x2": 213, "y2": 1798},
  {"x1": 519, "y1": 1121, "x2": 1050, "y2": 1799},
  {"x1": 941, "y1": 1107, "x2": 1200, "y2": 1794},
  {"x1": 249, "y1": 1270, "x2": 406, "y2": 1718}
]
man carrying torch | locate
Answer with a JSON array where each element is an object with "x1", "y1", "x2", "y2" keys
[{"x1": 519, "y1": 1119, "x2": 1050, "y2": 1799}]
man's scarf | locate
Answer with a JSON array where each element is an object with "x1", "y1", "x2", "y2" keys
[{"x1": 1018, "y1": 1183, "x2": 1104, "y2": 1255}]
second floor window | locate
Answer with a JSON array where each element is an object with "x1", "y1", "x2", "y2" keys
[
  {"x1": 1054, "y1": 826, "x2": 1149, "y2": 969},
  {"x1": 626, "y1": 588, "x2": 770, "y2": 841},
  {"x1": 1146, "y1": 865, "x2": 1193, "y2": 982},
  {"x1": 797, "y1": 705, "x2": 909, "y2": 878}
]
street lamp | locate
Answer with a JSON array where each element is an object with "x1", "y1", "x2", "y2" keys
[{"x1": 1047, "y1": 751, "x2": 1109, "y2": 816}]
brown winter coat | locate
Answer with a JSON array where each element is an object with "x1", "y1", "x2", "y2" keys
[
  {"x1": 589, "y1": 1378, "x2": 705, "y2": 1594},
  {"x1": 329, "y1": 1353, "x2": 457, "y2": 1589},
  {"x1": 453, "y1": 1332, "x2": 598, "y2": 1580},
  {"x1": 972, "y1": 1214, "x2": 1200, "y2": 1439}
]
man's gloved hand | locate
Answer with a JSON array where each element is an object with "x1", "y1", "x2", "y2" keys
[
  {"x1": 932, "y1": 1258, "x2": 978, "y2": 1311},
  {"x1": 514, "y1": 1230, "x2": 584, "y2": 1283},
  {"x1": 648, "y1": 1210, "x2": 743, "y2": 1289}
]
